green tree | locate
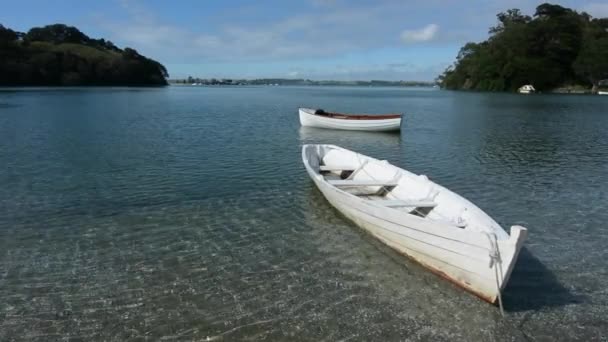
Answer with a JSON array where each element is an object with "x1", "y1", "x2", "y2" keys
[
  {"x1": 438, "y1": 3, "x2": 606, "y2": 92},
  {"x1": 0, "y1": 23, "x2": 168, "y2": 86},
  {"x1": 0, "y1": 24, "x2": 18, "y2": 43},
  {"x1": 25, "y1": 24, "x2": 90, "y2": 44},
  {"x1": 573, "y1": 25, "x2": 608, "y2": 93},
  {"x1": 489, "y1": 9, "x2": 531, "y2": 34}
]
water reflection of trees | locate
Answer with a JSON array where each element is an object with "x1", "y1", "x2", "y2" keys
[{"x1": 474, "y1": 96, "x2": 569, "y2": 172}]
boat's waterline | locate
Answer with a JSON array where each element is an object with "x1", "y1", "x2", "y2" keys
[
  {"x1": 302, "y1": 144, "x2": 527, "y2": 304},
  {"x1": 299, "y1": 108, "x2": 401, "y2": 131}
]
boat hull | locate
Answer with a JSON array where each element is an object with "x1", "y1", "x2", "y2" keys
[
  {"x1": 518, "y1": 85, "x2": 536, "y2": 94},
  {"x1": 302, "y1": 144, "x2": 527, "y2": 304},
  {"x1": 299, "y1": 109, "x2": 401, "y2": 132}
]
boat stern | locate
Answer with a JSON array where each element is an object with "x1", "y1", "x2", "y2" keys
[
  {"x1": 499, "y1": 225, "x2": 527, "y2": 288},
  {"x1": 459, "y1": 225, "x2": 528, "y2": 304},
  {"x1": 509, "y1": 225, "x2": 528, "y2": 244}
]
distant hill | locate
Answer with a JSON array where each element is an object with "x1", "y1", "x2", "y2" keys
[
  {"x1": 0, "y1": 24, "x2": 168, "y2": 86},
  {"x1": 437, "y1": 3, "x2": 608, "y2": 92},
  {"x1": 171, "y1": 77, "x2": 435, "y2": 87}
]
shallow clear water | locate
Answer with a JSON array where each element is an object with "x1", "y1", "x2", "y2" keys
[{"x1": 0, "y1": 86, "x2": 607, "y2": 341}]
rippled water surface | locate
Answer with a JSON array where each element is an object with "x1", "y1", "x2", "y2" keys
[{"x1": 1, "y1": 86, "x2": 607, "y2": 341}]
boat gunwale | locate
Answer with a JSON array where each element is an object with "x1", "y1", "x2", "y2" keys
[
  {"x1": 331, "y1": 192, "x2": 496, "y2": 262},
  {"x1": 301, "y1": 108, "x2": 402, "y2": 121},
  {"x1": 324, "y1": 184, "x2": 501, "y2": 303},
  {"x1": 304, "y1": 145, "x2": 505, "y2": 242}
]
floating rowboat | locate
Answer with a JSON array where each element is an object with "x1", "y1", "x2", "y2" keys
[
  {"x1": 299, "y1": 108, "x2": 401, "y2": 132},
  {"x1": 302, "y1": 144, "x2": 527, "y2": 304},
  {"x1": 517, "y1": 85, "x2": 536, "y2": 94}
]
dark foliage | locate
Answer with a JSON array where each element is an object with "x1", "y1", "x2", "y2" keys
[
  {"x1": 0, "y1": 23, "x2": 168, "y2": 86},
  {"x1": 438, "y1": 3, "x2": 608, "y2": 92}
]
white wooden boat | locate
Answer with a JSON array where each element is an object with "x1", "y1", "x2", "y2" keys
[
  {"x1": 518, "y1": 85, "x2": 535, "y2": 94},
  {"x1": 598, "y1": 91, "x2": 608, "y2": 95},
  {"x1": 302, "y1": 144, "x2": 527, "y2": 304},
  {"x1": 299, "y1": 108, "x2": 401, "y2": 132}
]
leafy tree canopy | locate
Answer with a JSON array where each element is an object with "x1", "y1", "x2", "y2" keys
[
  {"x1": 0, "y1": 23, "x2": 168, "y2": 86},
  {"x1": 438, "y1": 3, "x2": 608, "y2": 92}
]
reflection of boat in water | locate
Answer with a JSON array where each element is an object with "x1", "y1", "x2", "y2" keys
[
  {"x1": 302, "y1": 144, "x2": 528, "y2": 305},
  {"x1": 298, "y1": 126, "x2": 401, "y2": 147},
  {"x1": 299, "y1": 108, "x2": 402, "y2": 132}
]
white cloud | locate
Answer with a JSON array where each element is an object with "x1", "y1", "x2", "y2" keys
[
  {"x1": 285, "y1": 62, "x2": 447, "y2": 81},
  {"x1": 400, "y1": 24, "x2": 439, "y2": 43},
  {"x1": 311, "y1": 0, "x2": 340, "y2": 7},
  {"x1": 583, "y1": 3, "x2": 608, "y2": 18},
  {"x1": 96, "y1": 1, "x2": 418, "y2": 63}
]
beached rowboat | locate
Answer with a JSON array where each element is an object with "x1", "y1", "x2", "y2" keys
[
  {"x1": 302, "y1": 144, "x2": 527, "y2": 304},
  {"x1": 299, "y1": 108, "x2": 401, "y2": 131}
]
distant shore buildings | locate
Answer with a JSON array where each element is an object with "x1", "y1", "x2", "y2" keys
[{"x1": 169, "y1": 77, "x2": 437, "y2": 87}]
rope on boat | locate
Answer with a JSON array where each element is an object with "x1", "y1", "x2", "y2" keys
[
  {"x1": 353, "y1": 154, "x2": 401, "y2": 195},
  {"x1": 351, "y1": 152, "x2": 506, "y2": 316},
  {"x1": 484, "y1": 232, "x2": 505, "y2": 317}
]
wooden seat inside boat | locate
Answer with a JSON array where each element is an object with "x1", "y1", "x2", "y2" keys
[
  {"x1": 373, "y1": 199, "x2": 437, "y2": 208},
  {"x1": 327, "y1": 179, "x2": 399, "y2": 187},
  {"x1": 320, "y1": 160, "x2": 368, "y2": 180},
  {"x1": 319, "y1": 165, "x2": 354, "y2": 172},
  {"x1": 320, "y1": 158, "x2": 439, "y2": 215}
]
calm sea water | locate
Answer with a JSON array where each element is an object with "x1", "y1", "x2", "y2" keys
[{"x1": 0, "y1": 86, "x2": 607, "y2": 341}]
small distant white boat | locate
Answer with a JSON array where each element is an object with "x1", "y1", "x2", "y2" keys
[
  {"x1": 299, "y1": 108, "x2": 401, "y2": 132},
  {"x1": 302, "y1": 144, "x2": 527, "y2": 304},
  {"x1": 518, "y1": 85, "x2": 536, "y2": 94},
  {"x1": 598, "y1": 91, "x2": 608, "y2": 95}
]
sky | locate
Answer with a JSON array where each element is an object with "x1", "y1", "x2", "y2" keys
[{"x1": 2, "y1": 0, "x2": 608, "y2": 81}]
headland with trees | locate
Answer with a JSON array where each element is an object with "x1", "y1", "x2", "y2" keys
[
  {"x1": 437, "y1": 3, "x2": 608, "y2": 93},
  {"x1": 0, "y1": 23, "x2": 168, "y2": 86}
]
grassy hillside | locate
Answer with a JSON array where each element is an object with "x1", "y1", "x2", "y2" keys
[{"x1": 0, "y1": 24, "x2": 168, "y2": 86}]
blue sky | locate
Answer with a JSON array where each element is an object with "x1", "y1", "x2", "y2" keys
[{"x1": 2, "y1": 0, "x2": 608, "y2": 81}]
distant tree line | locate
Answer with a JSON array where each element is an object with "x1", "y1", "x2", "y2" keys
[
  {"x1": 171, "y1": 77, "x2": 435, "y2": 87},
  {"x1": 438, "y1": 3, "x2": 608, "y2": 92},
  {"x1": 0, "y1": 23, "x2": 168, "y2": 86}
]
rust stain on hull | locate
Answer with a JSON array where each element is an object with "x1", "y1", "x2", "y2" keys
[
  {"x1": 350, "y1": 217, "x2": 499, "y2": 305},
  {"x1": 402, "y1": 250, "x2": 498, "y2": 305},
  {"x1": 321, "y1": 195, "x2": 500, "y2": 305}
]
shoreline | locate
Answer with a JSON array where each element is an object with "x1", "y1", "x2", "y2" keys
[{"x1": 169, "y1": 83, "x2": 437, "y2": 88}]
